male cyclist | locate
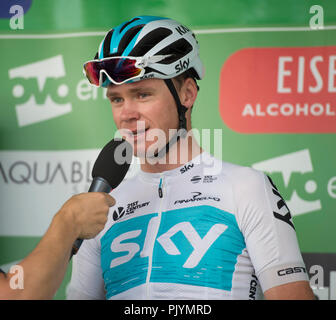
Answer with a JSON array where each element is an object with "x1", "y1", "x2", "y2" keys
[{"x1": 67, "y1": 16, "x2": 314, "y2": 300}]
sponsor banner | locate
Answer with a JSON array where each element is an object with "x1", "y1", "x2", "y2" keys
[
  {"x1": 1, "y1": 0, "x2": 336, "y2": 299},
  {"x1": 252, "y1": 149, "x2": 322, "y2": 217},
  {"x1": 252, "y1": 149, "x2": 336, "y2": 217},
  {"x1": 9, "y1": 55, "x2": 73, "y2": 127},
  {"x1": 252, "y1": 148, "x2": 336, "y2": 253},
  {"x1": 0, "y1": 149, "x2": 98, "y2": 236},
  {"x1": 1, "y1": 40, "x2": 114, "y2": 150},
  {"x1": 219, "y1": 46, "x2": 336, "y2": 133},
  {"x1": 0, "y1": 150, "x2": 139, "y2": 236}
]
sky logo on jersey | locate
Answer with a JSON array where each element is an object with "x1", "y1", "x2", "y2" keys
[
  {"x1": 252, "y1": 149, "x2": 321, "y2": 216},
  {"x1": 101, "y1": 205, "x2": 245, "y2": 298},
  {"x1": 8, "y1": 55, "x2": 72, "y2": 127},
  {"x1": 267, "y1": 175, "x2": 295, "y2": 230},
  {"x1": 180, "y1": 162, "x2": 194, "y2": 174}
]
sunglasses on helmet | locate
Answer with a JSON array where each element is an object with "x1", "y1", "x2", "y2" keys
[{"x1": 83, "y1": 55, "x2": 170, "y2": 87}]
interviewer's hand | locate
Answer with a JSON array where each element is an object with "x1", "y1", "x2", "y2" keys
[{"x1": 57, "y1": 192, "x2": 115, "y2": 239}]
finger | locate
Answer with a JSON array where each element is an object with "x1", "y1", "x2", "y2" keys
[{"x1": 104, "y1": 194, "x2": 116, "y2": 207}]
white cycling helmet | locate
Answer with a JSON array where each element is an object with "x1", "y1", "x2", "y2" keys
[
  {"x1": 85, "y1": 15, "x2": 204, "y2": 87},
  {"x1": 84, "y1": 16, "x2": 204, "y2": 156}
]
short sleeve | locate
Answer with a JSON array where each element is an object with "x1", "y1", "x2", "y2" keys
[
  {"x1": 66, "y1": 237, "x2": 106, "y2": 300},
  {"x1": 233, "y1": 168, "x2": 309, "y2": 293}
]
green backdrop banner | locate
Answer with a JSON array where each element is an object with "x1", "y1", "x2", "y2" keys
[{"x1": 0, "y1": 0, "x2": 335, "y2": 299}]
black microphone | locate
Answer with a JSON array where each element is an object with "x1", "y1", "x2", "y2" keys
[{"x1": 71, "y1": 138, "x2": 132, "y2": 257}]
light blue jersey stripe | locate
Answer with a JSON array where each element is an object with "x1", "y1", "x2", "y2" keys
[{"x1": 101, "y1": 205, "x2": 245, "y2": 299}]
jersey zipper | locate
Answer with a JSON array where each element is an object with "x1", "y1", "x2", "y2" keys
[
  {"x1": 146, "y1": 176, "x2": 165, "y2": 299},
  {"x1": 158, "y1": 177, "x2": 163, "y2": 198}
]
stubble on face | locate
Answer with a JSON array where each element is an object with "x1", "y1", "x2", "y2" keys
[{"x1": 107, "y1": 79, "x2": 179, "y2": 160}]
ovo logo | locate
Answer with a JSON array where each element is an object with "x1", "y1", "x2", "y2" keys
[
  {"x1": 8, "y1": 55, "x2": 72, "y2": 127},
  {"x1": 252, "y1": 149, "x2": 321, "y2": 216}
]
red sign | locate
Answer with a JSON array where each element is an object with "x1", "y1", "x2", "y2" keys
[{"x1": 219, "y1": 46, "x2": 336, "y2": 133}]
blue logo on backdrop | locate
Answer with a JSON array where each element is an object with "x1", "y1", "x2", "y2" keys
[{"x1": 0, "y1": 0, "x2": 32, "y2": 19}]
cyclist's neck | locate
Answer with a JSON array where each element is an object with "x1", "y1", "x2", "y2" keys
[{"x1": 140, "y1": 134, "x2": 203, "y2": 174}]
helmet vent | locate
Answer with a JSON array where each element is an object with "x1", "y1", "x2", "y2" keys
[
  {"x1": 118, "y1": 24, "x2": 145, "y2": 54},
  {"x1": 144, "y1": 66, "x2": 166, "y2": 75},
  {"x1": 156, "y1": 38, "x2": 192, "y2": 64},
  {"x1": 129, "y1": 27, "x2": 173, "y2": 57},
  {"x1": 119, "y1": 17, "x2": 141, "y2": 33},
  {"x1": 103, "y1": 29, "x2": 114, "y2": 57}
]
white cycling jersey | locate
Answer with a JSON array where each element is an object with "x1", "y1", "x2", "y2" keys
[{"x1": 67, "y1": 151, "x2": 309, "y2": 300}]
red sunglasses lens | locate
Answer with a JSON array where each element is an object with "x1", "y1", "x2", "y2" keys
[
  {"x1": 84, "y1": 61, "x2": 100, "y2": 86},
  {"x1": 84, "y1": 58, "x2": 143, "y2": 86}
]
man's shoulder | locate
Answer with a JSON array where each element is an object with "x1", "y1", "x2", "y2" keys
[{"x1": 203, "y1": 152, "x2": 265, "y2": 185}]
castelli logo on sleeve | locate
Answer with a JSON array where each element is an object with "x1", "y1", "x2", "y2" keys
[{"x1": 219, "y1": 46, "x2": 336, "y2": 133}]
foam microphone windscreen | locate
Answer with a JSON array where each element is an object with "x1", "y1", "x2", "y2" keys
[{"x1": 92, "y1": 138, "x2": 133, "y2": 188}]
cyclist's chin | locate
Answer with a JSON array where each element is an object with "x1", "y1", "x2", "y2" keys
[{"x1": 133, "y1": 139, "x2": 167, "y2": 160}]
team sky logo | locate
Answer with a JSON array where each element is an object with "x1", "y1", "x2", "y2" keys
[
  {"x1": 267, "y1": 175, "x2": 295, "y2": 230},
  {"x1": 252, "y1": 149, "x2": 322, "y2": 216},
  {"x1": 101, "y1": 206, "x2": 243, "y2": 297},
  {"x1": 112, "y1": 200, "x2": 150, "y2": 221},
  {"x1": 8, "y1": 55, "x2": 72, "y2": 127},
  {"x1": 180, "y1": 163, "x2": 194, "y2": 174},
  {"x1": 175, "y1": 58, "x2": 190, "y2": 73},
  {"x1": 107, "y1": 218, "x2": 228, "y2": 269}
]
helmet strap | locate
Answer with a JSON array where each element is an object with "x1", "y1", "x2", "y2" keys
[
  {"x1": 164, "y1": 79, "x2": 188, "y2": 132},
  {"x1": 151, "y1": 79, "x2": 188, "y2": 159}
]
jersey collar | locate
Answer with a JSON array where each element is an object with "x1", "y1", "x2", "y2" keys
[{"x1": 138, "y1": 151, "x2": 208, "y2": 183}]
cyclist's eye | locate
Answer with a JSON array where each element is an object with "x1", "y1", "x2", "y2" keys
[
  {"x1": 110, "y1": 97, "x2": 123, "y2": 104},
  {"x1": 138, "y1": 92, "x2": 151, "y2": 99}
]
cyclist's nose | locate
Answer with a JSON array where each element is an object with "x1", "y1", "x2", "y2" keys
[{"x1": 120, "y1": 99, "x2": 141, "y2": 122}]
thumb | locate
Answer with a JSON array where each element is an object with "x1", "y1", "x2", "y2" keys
[{"x1": 104, "y1": 194, "x2": 116, "y2": 207}]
